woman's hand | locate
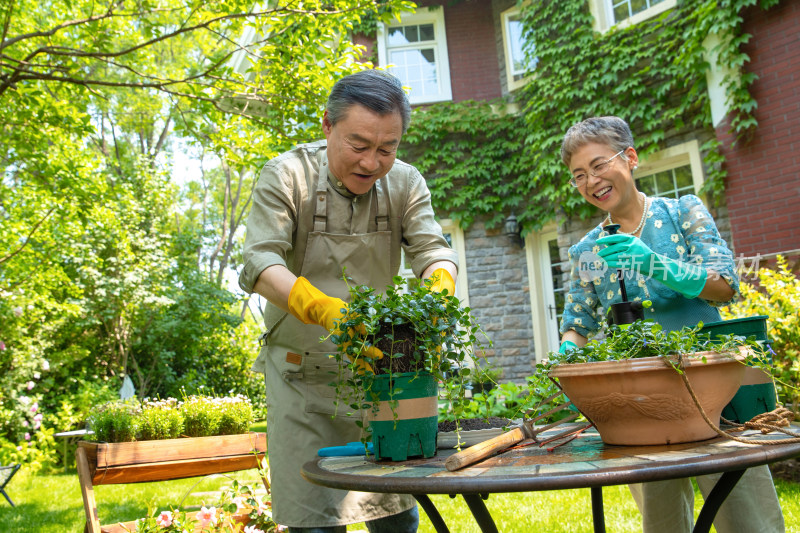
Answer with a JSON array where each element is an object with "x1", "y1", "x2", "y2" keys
[{"x1": 597, "y1": 234, "x2": 707, "y2": 299}]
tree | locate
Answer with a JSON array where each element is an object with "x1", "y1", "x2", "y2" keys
[{"x1": 1, "y1": 0, "x2": 415, "y2": 445}]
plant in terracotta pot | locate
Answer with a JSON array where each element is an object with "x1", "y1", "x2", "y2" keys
[
  {"x1": 330, "y1": 275, "x2": 490, "y2": 461},
  {"x1": 539, "y1": 319, "x2": 771, "y2": 446}
]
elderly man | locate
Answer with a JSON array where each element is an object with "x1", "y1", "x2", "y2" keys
[{"x1": 238, "y1": 69, "x2": 457, "y2": 533}]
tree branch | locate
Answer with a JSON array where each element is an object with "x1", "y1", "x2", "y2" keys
[{"x1": 0, "y1": 206, "x2": 56, "y2": 266}]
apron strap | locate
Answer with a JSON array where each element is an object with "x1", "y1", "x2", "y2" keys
[
  {"x1": 312, "y1": 162, "x2": 389, "y2": 233},
  {"x1": 314, "y1": 165, "x2": 328, "y2": 232},
  {"x1": 375, "y1": 177, "x2": 389, "y2": 232}
]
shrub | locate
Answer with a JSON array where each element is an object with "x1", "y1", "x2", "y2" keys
[
  {"x1": 138, "y1": 398, "x2": 184, "y2": 441},
  {"x1": 87, "y1": 394, "x2": 255, "y2": 442},
  {"x1": 721, "y1": 255, "x2": 800, "y2": 414},
  {"x1": 89, "y1": 401, "x2": 140, "y2": 443}
]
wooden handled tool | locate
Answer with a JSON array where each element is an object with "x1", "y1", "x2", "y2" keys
[{"x1": 444, "y1": 398, "x2": 578, "y2": 472}]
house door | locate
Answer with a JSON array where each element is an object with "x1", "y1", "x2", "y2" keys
[{"x1": 529, "y1": 227, "x2": 568, "y2": 360}]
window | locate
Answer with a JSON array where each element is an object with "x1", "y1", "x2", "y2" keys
[
  {"x1": 588, "y1": 0, "x2": 676, "y2": 32},
  {"x1": 501, "y1": 4, "x2": 537, "y2": 91},
  {"x1": 377, "y1": 7, "x2": 452, "y2": 105},
  {"x1": 635, "y1": 140, "x2": 705, "y2": 199}
]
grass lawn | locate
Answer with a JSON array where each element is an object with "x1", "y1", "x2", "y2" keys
[{"x1": 1, "y1": 467, "x2": 798, "y2": 532}]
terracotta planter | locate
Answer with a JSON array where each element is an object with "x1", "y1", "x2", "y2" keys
[{"x1": 549, "y1": 351, "x2": 746, "y2": 445}]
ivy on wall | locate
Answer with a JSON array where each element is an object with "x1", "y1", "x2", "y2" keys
[{"x1": 398, "y1": 0, "x2": 779, "y2": 233}]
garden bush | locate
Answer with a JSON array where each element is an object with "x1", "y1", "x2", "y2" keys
[
  {"x1": 721, "y1": 255, "x2": 800, "y2": 413},
  {"x1": 88, "y1": 394, "x2": 255, "y2": 443}
]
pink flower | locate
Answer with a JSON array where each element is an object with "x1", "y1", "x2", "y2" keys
[
  {"x1": 33, "y1": 413, "x2": 43, "y2": 422},
  {"x1": 232, "y1": 495, "x2": 247, "y2": 511},
  {"x1": 30, "y1": 402, "x2": 38, "y2": 414},
  {"x1": 0, "y1": 340, "x2": 5, "y2": 350},
  {"x1": 196, "y1": 506, "x2": 217, "y2": 528},
  {"x1": 254, "y1": 496, "x2": 270, "y2": 516},
  {"x1": 21, "y1": 420, "x2": 29, "y2": 427},
  {"x1": 244, "y1": 525, "x2": 265, "y2": 533},
  {"x1": 33, "y1": 421, "x2": 41, "y2": 430},
  {"x1": 24, "y1": 432, "x2": 31, "y2": 441},
  {"x1": 156, "y1": 510, "x2": 173, "y2": 527},
  {"x1": 26, "y1": 381, "x2": 35, "y2": 390}
]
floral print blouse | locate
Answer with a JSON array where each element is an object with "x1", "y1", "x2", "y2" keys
[{"x1": 560, "y1": 194, "x2": 740, "y2": 337}]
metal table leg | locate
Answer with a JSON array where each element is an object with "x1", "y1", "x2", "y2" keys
[
  {"x1": 693, "y1": 469, "x2": 746, "y2": 533},
  {"x1": 591, "y1": 487, "x2": 606, "y2": 533},
  {"x1": 462, "y1": 493, "x2": 499, "y2": 533},
  {"x1": 414, "y1": 494, "x2": 451, "y2": 533}
]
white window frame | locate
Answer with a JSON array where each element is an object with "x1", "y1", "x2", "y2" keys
[
  {"x1": 376, "y1": 7, "x2": 452, "y2": 105},
  {"x1": 501, "y1": 2, "x2": 536, "y2": 92},
  {"x1": 635, "y1": 139, "x2": 705, "y2": 199},
  {"x1": 588, "y1": 0, "x2": 676, "y2": 33}
]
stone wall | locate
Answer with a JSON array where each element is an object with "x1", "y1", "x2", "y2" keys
[{"x1": 460, "y1": 219, "x2": 536, "y2": 381}]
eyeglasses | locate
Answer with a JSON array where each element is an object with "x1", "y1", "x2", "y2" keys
[{"x1": 569, "y1": 149, "x2": 626, "y2": 188}]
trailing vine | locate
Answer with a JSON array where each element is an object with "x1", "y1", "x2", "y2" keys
[{"x1": 399, "y1": 0, "x2": 780, "y2": 232}]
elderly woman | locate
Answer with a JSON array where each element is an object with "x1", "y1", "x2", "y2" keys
[{"x1": 558, "y1": 116, "x2": 784, "y2": 533}]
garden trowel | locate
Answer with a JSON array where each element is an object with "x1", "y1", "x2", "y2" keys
[{"x1": 444, "y1": 391, "x2": 580, "y2": 471}]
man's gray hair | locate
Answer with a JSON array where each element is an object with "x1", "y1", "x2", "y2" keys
[
  {"x1": 326, "y1": 70, "x2": 412, "y2": 134},
  {"x1": 561, "y1": 116, "x2": 634, "y2": 166}
]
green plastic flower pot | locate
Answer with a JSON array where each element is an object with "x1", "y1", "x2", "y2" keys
[
  {"x1": 700, "y1": 315, "x2": 777, "y2": 423},
  {"x1": 368, "y1": 371, "x2": 438, "y2": 461}
]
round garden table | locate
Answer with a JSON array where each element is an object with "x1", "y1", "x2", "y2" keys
[{"x1": 302, "y1": 423, "x2": 800, "y2": 533}]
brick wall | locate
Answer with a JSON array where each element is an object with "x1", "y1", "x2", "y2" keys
[
  {"x1": 715, "y1": 1, "x2": 800, "y2": 258},
  {"x1": 462, "y1": 219, "x2": 536, "y2": 381},
  {"x1": 440, "y1": 0, "x2": 503, "y2": 102}
]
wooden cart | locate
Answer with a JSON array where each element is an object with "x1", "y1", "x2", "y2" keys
[{"x1": 76, "y1": 432, "x2": 268, "y2": 533}]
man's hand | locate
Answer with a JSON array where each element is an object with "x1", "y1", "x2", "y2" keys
[
  {"x1": 427, "y1": 268, "x2": 455, "y2": 296},
  {"x1": 597, "y1": 234, "x2": 707, "y2": 299},
  {"x1": 287, "y1": 277, "x2": 383, "y2": 373}
]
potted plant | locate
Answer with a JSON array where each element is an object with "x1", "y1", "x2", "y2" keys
[
  {"x1": 330, "y1": 275, "x2": 490, "y2": 461},
  {"x1": 80, "y1": 394, "x2": 265, "y2": 484},
  {"x1": 76, "y1": 394, "x2": 271, "y2": 532},
  {"x1": 540, "y1": 319, "x2": 770, "y2": 446}
]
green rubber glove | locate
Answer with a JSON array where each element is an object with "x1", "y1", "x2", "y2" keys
[
  {"x1": 559, "y1": 340, "x2": 578, "y2": 354},
  {"x1": 597, "y1": 234, "x2": 707, "y2": 299},
  {"x1": 288, "y1": 277, "x2": 383, "y2": 373}
]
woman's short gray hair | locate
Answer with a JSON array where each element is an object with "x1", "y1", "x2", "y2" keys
[
  {"x1": 326, "y1": 70, "x2": 412, "y2": 134},
  {"x1": 560, "y1": 116, "x2": 634, "y2": 166}
]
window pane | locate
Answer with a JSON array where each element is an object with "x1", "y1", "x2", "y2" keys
[
  {"x1": 419, "y1": 23, "x2": 434, "y2": 41},
  {"x1": 637, "y1": 164, "x2": 693, "y2": 200},
  {"x1": 406, "y1": 25, "x2": 419, "y2": 43},
  {"x1": 655, "y1": 170, "x2": 673, "y2": 194},
  {"x1": 613, "y1": 1, "x2": 631, "y2": 22},
  {"x1": 390, "y1": 48, "x2": 438, "y2": 97},
  {"x1": 637, "y1": 175, "x2": 656, "y2": 197},
  {"x1": 674, "y1": 165, "x2": 693, "y2": 190},
  {"x1": 612, "y1": 0, "x2": 667, "y2": 23},
  {"x1": 505, "y1": 13, "x2": 537, "y2": 77},
  {"x1": 549, "y1": 238, "x2": 567, "y2": 324},
  {"x1": 388, "y1": 26, "x2": 408, "y2": 46},
  {"x1": 631, "y1": 0, "x2": 648, "y2": 14}
]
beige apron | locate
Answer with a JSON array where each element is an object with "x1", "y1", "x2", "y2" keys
[{"x1": 261, "y1": 156, "x2": 415, "y2": 527}]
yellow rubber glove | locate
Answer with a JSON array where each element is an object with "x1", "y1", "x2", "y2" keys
[
  {"x1": 428, "y1": 268, "x2": 455, "y2": 296},
  {"x1": 287, "y1": 277, "x2": 383, "y2": 373},
  {"x1": 287, "y1": 276, "x2": 347, "y2": 331}
]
